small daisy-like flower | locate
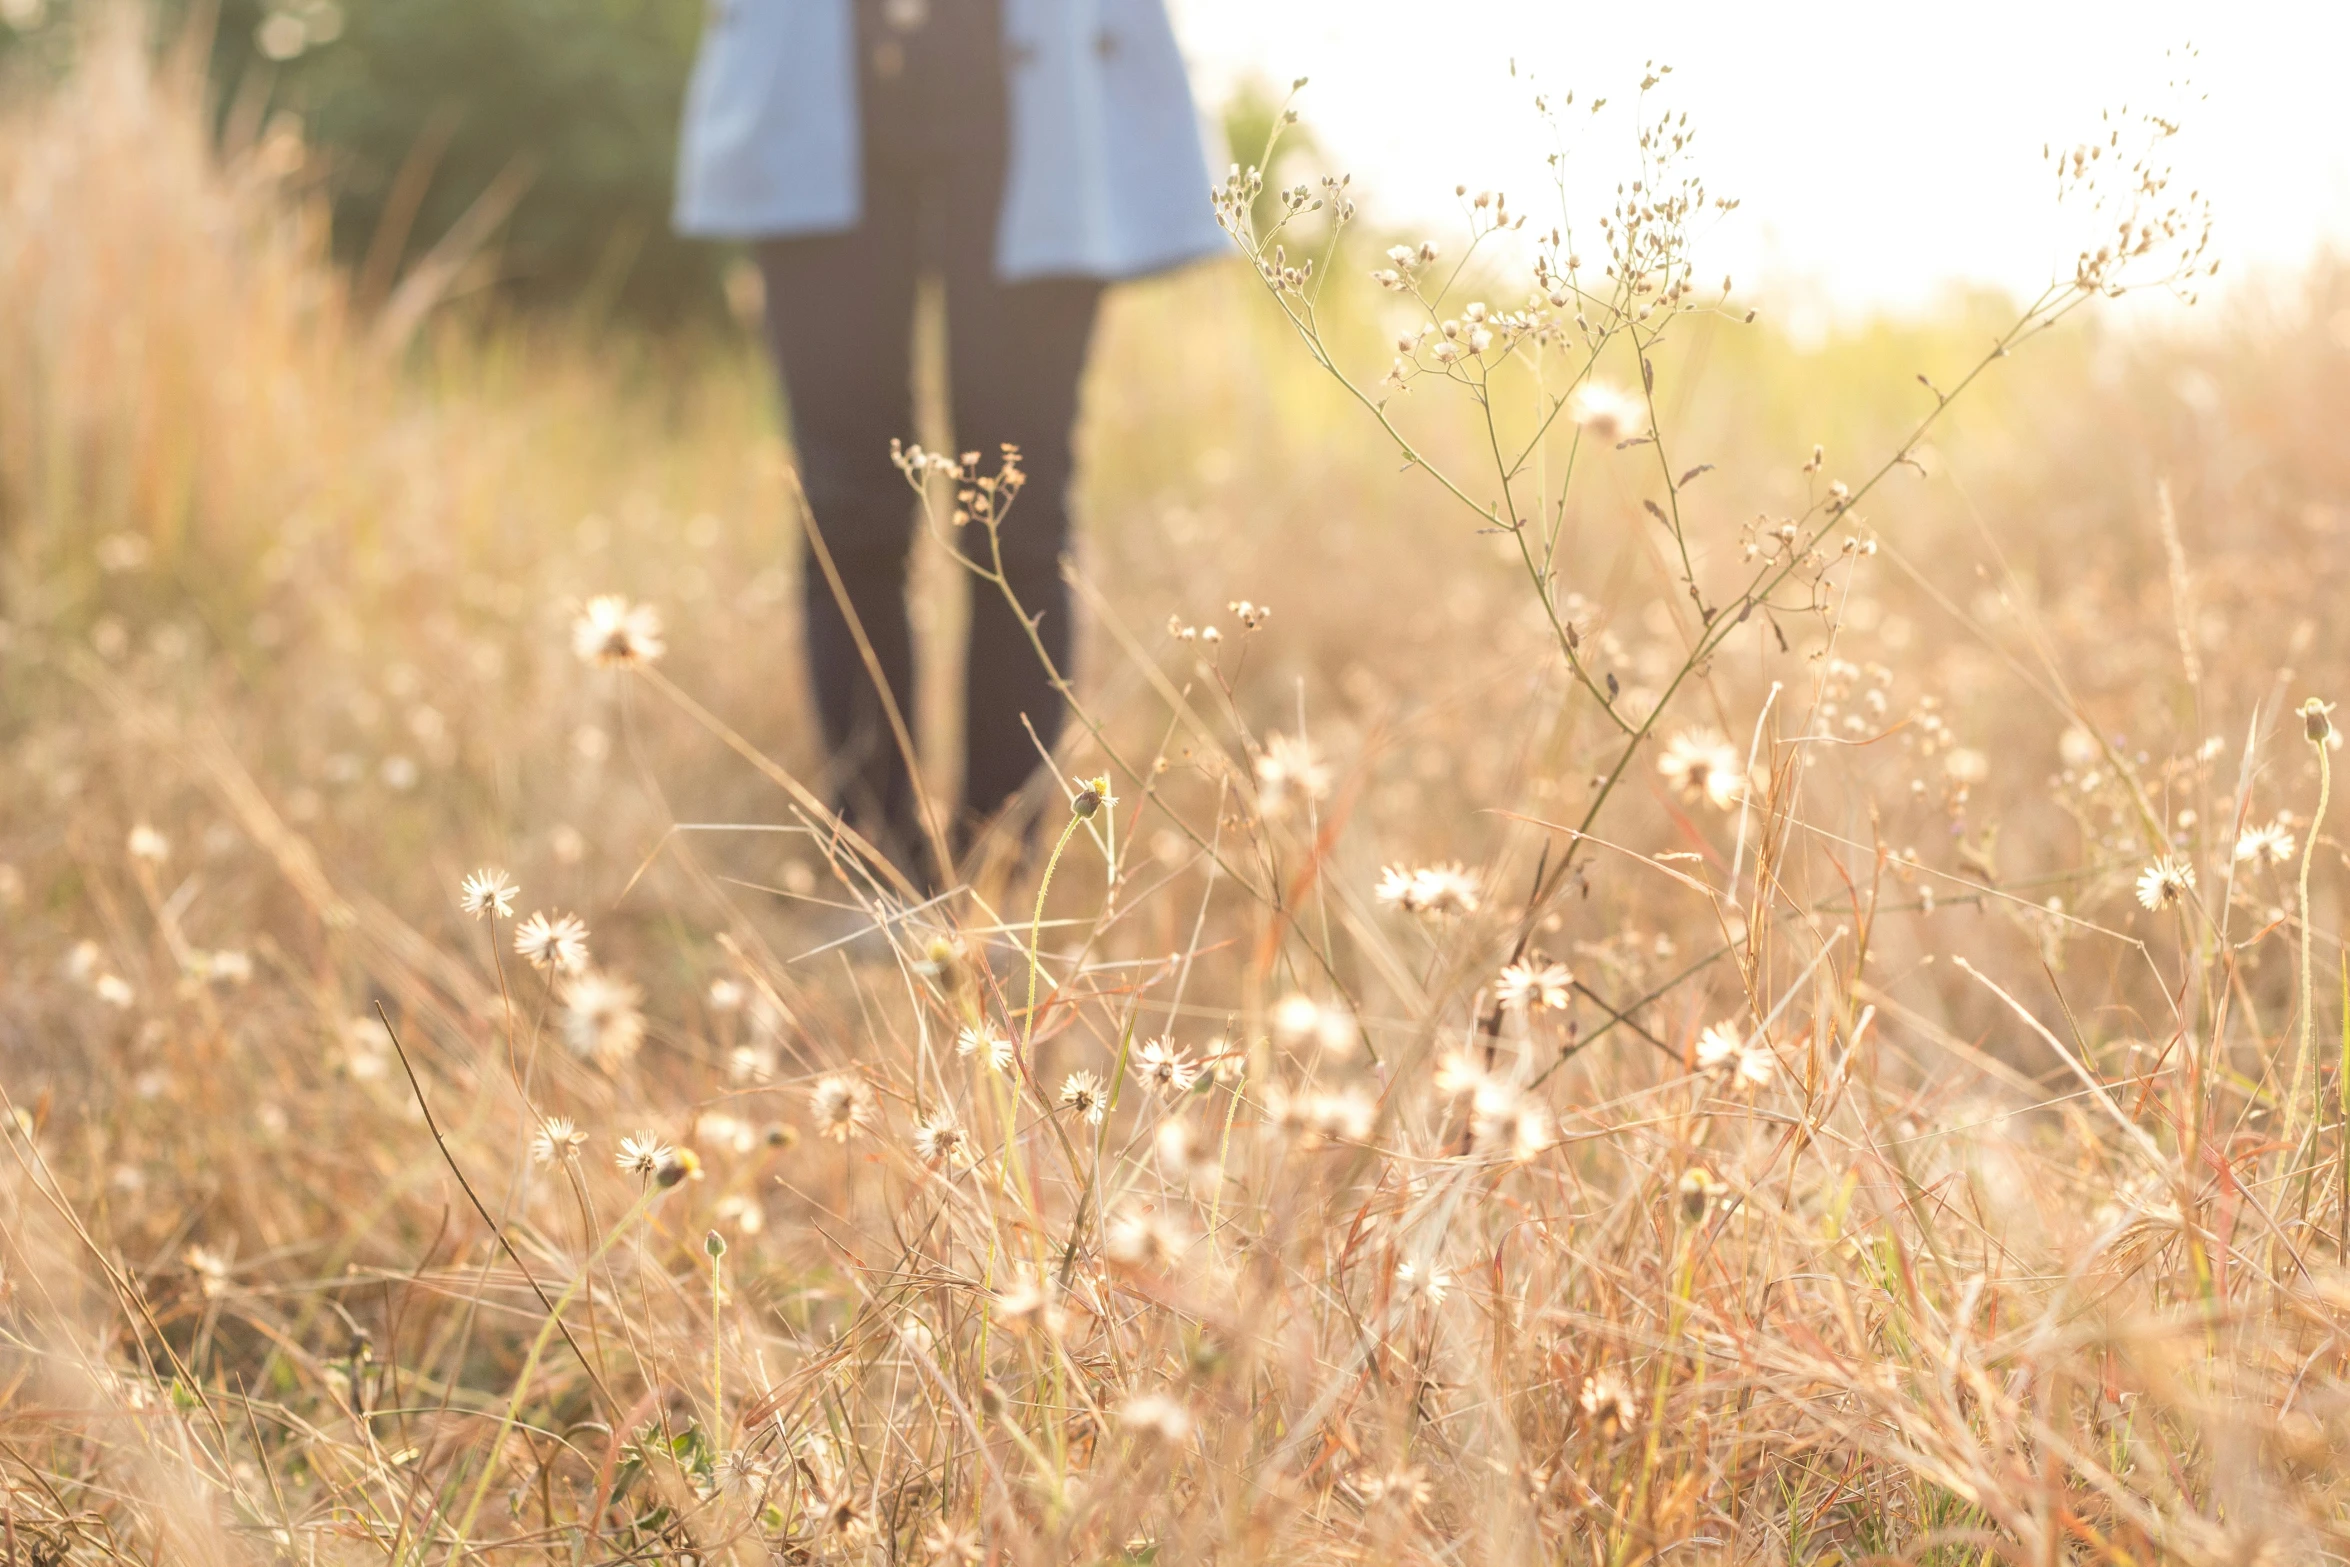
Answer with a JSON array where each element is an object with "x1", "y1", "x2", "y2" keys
[
  {"x1": 185, "y1": 1245, "x2": 230, "y2": 1299},
  {"x1": 919, "y1": 1519, "x2": 984, "y2": 1565},
  {"x1": 1059, "y1": 1070, "x2": 1108, "y2": 1125},
  {"x1": 1395, "y1": 1259, "x2": 1453, "y2": 1303},
  {"x1": 1694, "y1": 1021, "x2": 1743, "y2": 1072},
  {"x1": 820, "y1": 1487, "x2": 872, "y2": 1542},
  {"x1": 514, "y1": 910, "x2": 590, "y2": 973},
  {"x1": 1677, "y1": 1166, "x2": 1724, "y2": 1223},
  {"x1": 1358, "y1": 1465, "x2": 1432, "y2": 1510},
  {"x1": 2135, "y1": 855, "x2": 2196, "y2": 911},
  {"x1": 955, "y1": 1022, "x2": 1014, "y2": 1072},
  {"x1": 198, "y1": 949, "x2": 254, "y2": 986},
  {"x1": 1733, "y1": 1041, "x2": 1776, "y2": 1088},
  {"x1": 616, "y1": 1131, "x2": 672, "y2": 1178},
  {"x1": 572, "y1": 595, "x2": 665, "y2": 668},
  {"x1": 1376, "y1": 862, "x2": 1482, "y2": 917},
  {"x1": 127, "y1": 824, "x2": 171, "y2": 864},
  {"x1": 459, "y1": 868, "x2": 518, "y2": 921},
  {"x1": 712, "y1": 1448, "x2": 772, "y2": 1499},
  {"x1": 1580, "y1": 1370, "x2": 1638, "y2": 1433},
  {"x1": 1566, "y1": 379, "x2": 1645, "y2": 445},
  {"x1": 1496, "y1": 960, "x2": 1573, "y2": 1012},
  {"x1": 1118, "y1": 1390, "x2": 1195, "y2": 1443},
  {"x1": 1155, "y1": 1118, "x2": 1219, "y2": 1196},
  {"x1": 1432, "y1": 1048, "x2": 1488, "y2": 1098},
  {"x1": 1070, "y1": 773, "x2": 1117, "y2": 820},
  {"x1": 1308, "y1": 1088, "x2": 1377, "y2": 1144},
  {"x1": 1135, "y1": 1038, "x2": 1200, "y2": 1095},
  {"x1": 1105, "y1": 1204, "x2": 1191, "y2": 1269},
  {"x1": 810, "y1": 1074, "x2": 877, "y2": 1143},
  {"x1": 911, "y1": 1111, "x2": 967, "y2": 1166},
  {"x1": 1483, "y1": 1097, "x2": 1555, "y2": 1161},
  {"x1": 1658, "y1": 729, "x2": 1744, "y2": 811},
  {"x1": 2235, "y1": 821, "x2": 2297, "y2": 866},
  {"x1": 1254, "y1": 732, "x2": 1333, "y2": 816},
  {"x1": 530, "y1": 1116, "x2": 587, "y2": 1166},
  {"x1": 559, "y1": 970, "x2": 645, "y2": 1069},
  {"x1": 993, "y1": 1269, "x2": 1064, "y2": 1335}
]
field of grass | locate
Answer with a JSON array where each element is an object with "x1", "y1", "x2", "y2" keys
[{"x1": 9, "y1": 16, "x2": 2350, "y2": 1565}]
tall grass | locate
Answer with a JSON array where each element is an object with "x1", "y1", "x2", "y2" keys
[{"x1": 7, "y1": 16, "x2": 2350, "y2": 1566}]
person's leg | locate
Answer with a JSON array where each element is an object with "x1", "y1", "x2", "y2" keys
[
  {"x1": 756, "y1": 230, "x2": 926, "y2": 864},
  {"x1": 943, "y1": 272, "x2": 1105, "y2": 837},
  {"x1": 756, "y1": 211, "x2": 924, "y2": 865}
]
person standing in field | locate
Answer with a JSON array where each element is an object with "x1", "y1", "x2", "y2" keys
[{"x1": 672, "y1": 0, "x2": 1225, "y2": 884}]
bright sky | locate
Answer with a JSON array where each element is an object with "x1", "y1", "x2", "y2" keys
[{"x1": 1170, "y1": 0, "x2": 2350, "y2": 323}]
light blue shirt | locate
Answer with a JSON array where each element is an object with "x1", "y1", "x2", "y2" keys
[{"x1": 673, "y1": 0, "x2": 1230, "y2": 282}]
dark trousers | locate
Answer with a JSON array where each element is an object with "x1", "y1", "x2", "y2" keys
[{"x1": 757, "y1": 0, "x2": 1100, "y2": 874}]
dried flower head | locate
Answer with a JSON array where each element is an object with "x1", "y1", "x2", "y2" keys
[
  {"x1": 956, "y1": 1022, "x2": 1014, "y2": 1072},
  {"x1": 2235, "y1": 821, "x2": 2296, "y2": 867},
  {"x1": 1155, "y1": 1117, "x2": 1220, "y2": 1196},
  {"x1": 1375, "y1": 862, "x2": 1483, "y2": 917},
  {"x1": 1270, "y1": 992, "x2": 1358, "y2": 1055},
  {"x1": 572, "y1": 595, "x2": 665, "y2": 667},
  {"x1": 912, "y1": 1111, "x2": 968, "y2": 1167},
  {"x1": 1059, "y1": 1070, "x2": 1108, "y2": 1125},
  {"x1": 811, "y1": 1073, "x2": 877, "y2": 1143},
  {"x1": 1136, "y1": 1037, "x2": 1200, "y2": 1096},
  {"x1": 185, "y1": 1245, "x2": 230, "y2": 1299},
  {"x1": 530, "y1": 1116, "x2": 587, "y2": 1166},
  {"x1": 127, "y1": 823, "x2": 171, "y2": 864},
  {"x1": 514, "y1": 910, "x2": 590, "y2": 973},
  {"x1": 1580, "y1": 1370, "x2": 1638, "y2": 1434},
  {"x1": 993, "y1": 1270, "x2": 1064, "y2": 1335},
  {"x1": 1658, "y1": 729, "x2": 1744, "y2": 811},
  {"x1": 1395, "y1": 1259, "x2": 1453, "y2": 1303},
  {"x1": 616, "y1": 1132, "x2": 672, "y2": 1178},
  {"x1": 1566, "y1": 380, "x2": 1644, "y2": 445},
  {"x1": 1677, "y1": 1165, "x2": 1724, "y2": 1223},
  {"x1": 459, "y1": 867, "x2": 517, "y2": 921},
  {"x1": 1117, "y1": 1390, "x2": 1195, "y2": 1444},
  {"x1": 919, "y1": 1520, "x2": 983, "y2": 1565},
  {"x1": 1254, "y1": 731, "x2": 1333, "y2": 817},
  {"x1": 1694, "y1": 1020, "x2": 1743, "y2": 1072},
  {"x1": 1105, "y1": 1204, "x2": 1191, "y2": 1270},
  {"x1": 559, "y1": 970, "x2": 645, "y2": 1069},
  {"x1": 1496, "y1": 960, "x2": 1573, "y2": 1012},
  {"x1": 1358, "y1": 1465, "x2": 1432, "y2": 1510},
  {"x1": 2135, "y1": 856, "x2": 2196, "y2": 911}
]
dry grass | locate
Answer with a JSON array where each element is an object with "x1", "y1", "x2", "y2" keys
[{"x1": 8, "y1": 18, "x2": 2350, "y2": 1566}]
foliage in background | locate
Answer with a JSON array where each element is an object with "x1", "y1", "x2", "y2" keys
[{"x1": 5, "y1": 0, "x2": 719, "y2": 322}]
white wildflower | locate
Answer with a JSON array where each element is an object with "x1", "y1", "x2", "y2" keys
[
  {"x1": 559, "y1": 970, "x2": 645, "y2": 1069},
  {"x1": 2135, "y1": 856, "x2": 2195, "y2": 911},
  {"x1": 459, "y1": 867, "x2": 517, "y2": 920},
  {"x1": 514, "y1": 910, "x2": 590, "y2": 973},
  {"x1": 530, "y1": 1116, "x2": 587, "y2": 1165},
  {"x1": 571, "y1": 595, "x2": 665, "y2": 668},
  {"x1": 2235, "y1": 821, "x2": 2296, "y2": 867},
  {"x1": 1496, "y1": 960, "x2": 1572, "y2": 1012},
  {"x1": 1658, "y1": 729, "x2": 1744, "y2": 811},
  {"x1": 1566, "y1": 380, "x2": 1644, "y2": 445},
  {"x1": 810, "y1": 1074, "x2": 877, "y2": 1143}
]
